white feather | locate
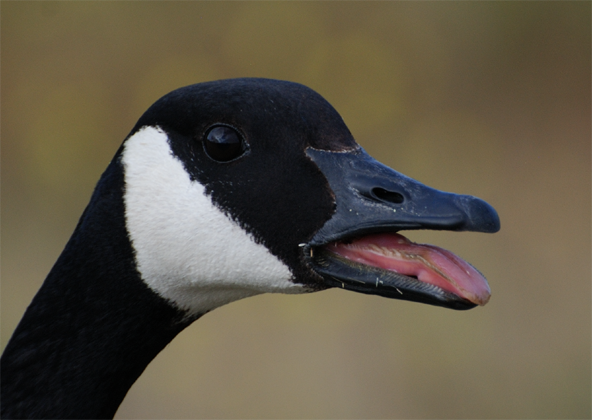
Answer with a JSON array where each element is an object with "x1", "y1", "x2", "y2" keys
[{"x1": 122, "y1": 126, "x2": 306, "y2": 315}]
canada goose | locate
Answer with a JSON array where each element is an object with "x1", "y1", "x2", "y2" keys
[{"x1": 1, "y1": 78, "x2": 500, "y2": 419}]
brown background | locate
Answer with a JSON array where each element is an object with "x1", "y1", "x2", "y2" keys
[{"x1": 2, "y1": 2, "x2": 590, "y2": 418}]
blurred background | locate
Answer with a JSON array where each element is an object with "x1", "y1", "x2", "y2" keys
[{"x1": 2, "y1": 2, "x2": 590, "y2": 418}]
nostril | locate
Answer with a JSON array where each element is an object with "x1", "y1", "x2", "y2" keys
[{"x1": 371, "y1": 187, "x2": 404, "y2": 204}]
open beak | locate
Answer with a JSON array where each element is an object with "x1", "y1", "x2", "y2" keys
[{"x1": 305, "y1": 148, "x2": 500, "y2": 310}]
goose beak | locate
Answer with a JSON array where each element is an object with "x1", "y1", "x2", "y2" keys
[{"x1": 305, "y1": 148, "x2": 500, "y2": 310}]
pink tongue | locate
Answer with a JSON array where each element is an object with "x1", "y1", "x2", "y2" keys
[{"x1": 327, "y1": 233, "x2": 490, "y2": 305}]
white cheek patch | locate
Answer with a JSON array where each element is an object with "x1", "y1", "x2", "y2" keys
[{"x1": 122, "y1": 126, "x2": 306, "y2": 315}]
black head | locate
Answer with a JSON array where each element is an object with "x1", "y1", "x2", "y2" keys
[{"x1": 124, "y1": 77, "x2": 499, "y2": 310}]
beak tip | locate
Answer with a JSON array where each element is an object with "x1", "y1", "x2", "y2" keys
[{"x1": 456, "y1": 195, "x2": 501, "y2": 233}]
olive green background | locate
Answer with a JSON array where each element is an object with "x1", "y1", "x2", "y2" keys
[{"x1": 2, "y1": 2, "x2": 590, "y2": 418}]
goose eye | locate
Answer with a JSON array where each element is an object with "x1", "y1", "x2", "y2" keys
[{"x1": 203, "y1": 125, "x2": 247, "y2": 162}]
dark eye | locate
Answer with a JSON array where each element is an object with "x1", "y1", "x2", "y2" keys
[{"x1": 203, "y1": 125, "x2": 247, "y2": 162}]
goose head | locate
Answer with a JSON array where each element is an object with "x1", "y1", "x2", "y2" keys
[{"x1": 122, "y1": 78, "x2": 499, "y2": 315}]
